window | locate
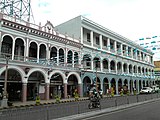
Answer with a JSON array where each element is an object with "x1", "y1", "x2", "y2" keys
[
  {"x1": 87, "y1": 33, "x2": 90, "y2": 42},
  {"x1": 96, "y1": 36, "x2": 99, "y2": 45},
  {"x1": 103, "y1": 40, "x2": 107, "y2": 46}
]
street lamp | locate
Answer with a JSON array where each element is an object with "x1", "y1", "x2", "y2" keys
[{"x1": 1, "y1": 54, "x2": 10, "y2": 107}]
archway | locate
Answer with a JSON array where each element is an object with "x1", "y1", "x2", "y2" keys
[
  {"x1": 143, "y1": 80, "x2": 145, "y2": 87},
  {"x1": 28, "y1": 71, "x2": 45, "y2": 100},
  {"x1": 0, "y1": 69, "x2": 22, "y2": 102},
  {"x1": 50, "y1": 73, "x2": 64, "y2": 99},
  {"x1": 103, "y1": 78, "x2": 109, "y2": 95},
  {"x1": 14, "y1": 38, "x2": 25, "y2": 61},
  {"x1": 83, "y1": 76, "x2": 91, "y2": 97},
  {"x1": 110, "y1": 78, "x2": 116, "y2": 94},
  {"x1": 123, "y1": 79, "x2": 128, "y2": 94},
  {"x1": 118, "y1": 79, "x2": 122, "y2": 93},
  {"x1": 67, "y1": 74, "x2": 78, "y2": 97},
  {"x1": 139, "y1": 80, "x2": 142, "y2": 91}
]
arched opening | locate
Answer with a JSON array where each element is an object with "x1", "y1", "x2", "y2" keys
[
  {"x1": 0, "y1": 69, "x2": 22, "y2": 102},
  {"x1": 143, "y1": 80, "x2": 145, "y2": 87},
  {"x1": 1, "y1": 35, "x2": 13, "y2": 55},
  {"x1": 117, "y1": 62, "x2": 122, "y2": 73},
  {"x1": 129, "y1": 64, "x2": 132, "y2": 74},
  {"x1": 110, "y1": 60, "x2": 116, "y2": 72},
  {"x1": 123, "y1": 63, "x2": 127, "y2": 73},
  {"x1": 139, "y1": 80, "x2": 142, "y2": 91},
  {"x1": 74, "y1": 52, "x2": 79, "y2": 65},
  {"x1": 50, "y1": 47, "x2": 57, "y2": 64},
  {"x1": 28, "y1": 71, "x2": 45, "y2": 100},
  {"x1": 110, "y1": 78, "x2": 116, "y2": 94},
  {"x1": 14, "y1": 38, "x2": 25, "y2": 61},
  {"x1": 59, "y1": 48, "x2": 64, "y2": 64},
  {"x1": 50, "y1": 73, "x2": 64, "y2": 99},
  {"x1": 93, "y1": 57, "x2": 100, "y2": 71},
  {"x1": 67, "y1": 50, "x2": 73, "y2": 66},
  {"x1": 146, "y1": 81, "x2": 149, "y2": 87},
  {"x1": 118, "y1": 79, "x2": 122, "y2": 93},
  {"x1": 29, "y1": 42, "x2": 37, "y2": 61},
  {"x1": 82, "y1": 54, "x2": 91, "y2": 69},
  {"x1": 103, "y1": 59, "x2": 108, "y2": 72},
  {"x1": 130, "y1": 80, "x2": 133, "y2": 93},
  {"x1": 67, "y1": 74, "x2": 78, "y2": 97},
  {"x1": 123, "y1": 79, "x2": 128, "y2": 94},
  {"x1": 39, "y1": 44, "x2": 46, "y2": 60},
  {"x1": 103, "y1": 78, "x2": 109, "y2": 95},
  {"x1": 83, "y1": 76, "x2": 91, "y2": 97}
]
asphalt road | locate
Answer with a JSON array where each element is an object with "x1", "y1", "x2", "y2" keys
[{"x1": 82, "y1": 99, "x2": 160, "y2": 120}]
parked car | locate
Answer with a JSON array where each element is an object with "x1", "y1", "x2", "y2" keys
[
  {"x1": 140, "y1": 87, "x2": 153, "y2": 94},
  {"x1": 151, "y1": 85, "x2": 160, "y2": 93}
]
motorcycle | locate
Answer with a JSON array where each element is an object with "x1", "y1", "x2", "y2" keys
[{"x1": 88, "y1": 93, "x2": 101, "y2": 109}]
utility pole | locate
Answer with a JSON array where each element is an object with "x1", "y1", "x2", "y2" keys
[{"x1": 1, "y1": 54, "x2": 10, "y2": 107}]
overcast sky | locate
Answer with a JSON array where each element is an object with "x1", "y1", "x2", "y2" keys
[{"x1": 31, "y1": 0, "x2": 160, "y2": 41}]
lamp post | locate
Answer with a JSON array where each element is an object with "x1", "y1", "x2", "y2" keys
[{"x1": 1, "y1": 55, "x2": 10, "y2": 107}]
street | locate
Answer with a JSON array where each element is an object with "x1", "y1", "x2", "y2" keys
[{"x1": 82, "y1": 99, "x2": 160, "y2": 120}]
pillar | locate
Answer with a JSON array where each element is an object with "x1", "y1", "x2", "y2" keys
[
  {"x1": 57, "y1": 50, "x2": 59, "y2": 66},
  {"x1": 78, "y1": 83, "x2": 83, "y2": 97},
  {"x1": 116, "y1": 81, "x2": 119, "y2": 95},
  {"x1": 37, "y1": 45, "x2": 40, "y2": 63},
  {"x1": 64, "y1": 83, "x2": 68, "y2": 98},
  {"x1": 91, "y1": 31, "x2": 93, "y2": 47},
  {"x1": 45, "y1": 83, "x2": 50, "y2": 100},
  {"x1": 99, "y1": 35, "x2": 102, "y2": 50},
  {"x1": 137, "y1": 80, "x2": 140, "y2": 93},
  {"x1": 81, "y1": 27, "x2": 83, "y2": 44},
  {"x1": 11, "y1": 40, "x2": 15, "y2": 60},
  {"x1": 22, "y1": 83, "x2": 27, "y2": 102},
  {"x1": 107, "y1": 38, "x2": 110, "y2": 51}
]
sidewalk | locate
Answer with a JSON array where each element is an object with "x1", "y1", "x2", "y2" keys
[
  {"x1": 54, "y1": 98, "x2": 160, "y2": 120},
  {"x1": 11, "y1": 97, "x2": 89, "y2": 107}
]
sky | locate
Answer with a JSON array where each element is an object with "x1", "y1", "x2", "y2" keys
[{"x1": 31, "y1": 0, "x2": 160, "y2": 41}]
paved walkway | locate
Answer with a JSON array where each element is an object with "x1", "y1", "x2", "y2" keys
[{"x1": 54, "y1": 98, "x2": 160, "y2": 120}]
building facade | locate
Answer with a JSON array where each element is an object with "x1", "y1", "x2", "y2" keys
[
  {"x1": 56, "y1": 15, "x2": 155, "y2": 96},
  {"x1": 0, "y1": 12, "x2": 83, "y2": 102},
  {"x1": 0, "y1": 13, "x2": 155, "y2": 103}
]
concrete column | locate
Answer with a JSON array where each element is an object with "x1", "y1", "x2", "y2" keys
[
  {"x1": 116, "y1": 81, "x2": 119, "y2": 95},
  {"x1": 91, "y1": 31, "x2": 93, "y2": 47},
  {"x1": 120, "y1": 44, "x2": 123, "y2": 55},
  {"x1": 137, "y1": 80, "x2": 140, "y2": 93},
  {"x1": 0, "y1": 32, "x2": 2, "y2": 53},
  {"x1": 100, "y1": 59, "x2": 103, "y2": 72},
  {"x1": 78, "y1": 83, "x2": 83, "y2": 97},
  {"x1": 57, "y1": 50, "x2": 59, "y2": 65},
  {"x1": 108, "y1": 60, "x2": 110, "y2": 73},
  {"x1": 109, "y1": 81, "x2": 111, "y2": 89},
  {"x1": 99, "y1": 35, "x2": 102, "y2": 49},
  {"x1": 25, "y1": 38, "x2": 29, "y2": 61},
  {"x1": 11, "y1": 40, "x2": 15, "y2": 60},
  {"x1": 65, "y1": 49, "x2": 68, "y2": 66},
  {"x1": 128, "y1": 80, "x2": 130, "y2": 91},
  {"x1": 114, "y1": 41, "x2": 117, "y2": 52},
  {"x1": 72, "y1": 52, "x2": 74, "y2": 67},
  {"x1": 107, "y1": 38, "x2": 110, "y2": 51},
  {"x1": 115, "y1": 61, "x2": 117, "y2": 74},
  {"x1": 45, "y1": 83, "x2": 50, "y2": 100},
  {"x1": 64, "y1": 83, "x2": 68, "y2": 98},
  {"x1": 22, "y1": 83, "x2": 27, "y2": 102},
  {"x1": 81, "y1": 27, "x2": 83, "y2": 44},
  {"x1": 91, "y1": 58, "x2": 93, "y2": 71},
  {"x1": 37, "y1": 45, "x2": 40, "y2": 63}
]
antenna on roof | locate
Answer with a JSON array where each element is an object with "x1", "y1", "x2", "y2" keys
[{"x1": 0, "y1": 0, "x2": 35, "y2": 23}]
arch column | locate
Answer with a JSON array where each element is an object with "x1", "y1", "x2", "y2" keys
[
  {"x1": 137, "y1": 80, "x2": 140, "y2": 93},
  {"x1": 64, "y1": 83, "x2": 68, "y2": 98},
  {"x1": 78, "y1": 83, "x2": 83, "y2": 97},
  {"x1": 57, "y1": 50, "x2": 59, "y2": 66},
  {"x1": 37, "y1": 45, "x2": 40, "y2": 63},
  {"x1": 45, "y1": 83, "x2": 50, "y2": 100},
  {"x1": 22, "y1": 83, "x2": 27, "y2": 102},
  {"x1": 12, "y1": 40, "x2": 15, "y2": 60},
  {"x1": 116, "y1": 81, "x2": 119, "y2": 95}
]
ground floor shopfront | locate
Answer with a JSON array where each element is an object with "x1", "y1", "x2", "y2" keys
[{"x1": 0, "y1": 66, "x2": 155, "y2": 103}]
